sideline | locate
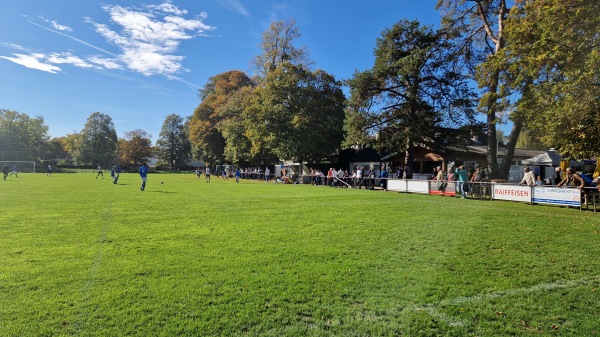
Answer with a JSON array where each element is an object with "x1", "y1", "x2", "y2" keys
[{"x1": 414, "y1": 275, "x2": 600, "y2": 328}]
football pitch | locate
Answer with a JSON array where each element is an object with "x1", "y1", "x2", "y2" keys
[{"x1": 1, "y1": 172, "x2": 600, "y2": 336}]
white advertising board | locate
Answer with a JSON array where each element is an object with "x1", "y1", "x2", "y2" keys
[
  {"x1": 532, "y1": 187, "x2": 581, "y2": 206},
  {"x1": 492, "y1": 185, "x2": 532, "y2": 203},
  {"x1": 387, "y1": 179, "x2": 407, "y2": 192},
  {"x1": 406, "y1": 180, "x2": 429, "y2": 194}
]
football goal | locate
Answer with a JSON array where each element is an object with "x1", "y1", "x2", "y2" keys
[{"x1": 0, "y1": 161, "x2": 36, "y2": 173}]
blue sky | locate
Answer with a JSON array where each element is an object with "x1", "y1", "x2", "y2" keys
[{"x1": 0, "y1": 0, "x2": 442, "y2": 143}]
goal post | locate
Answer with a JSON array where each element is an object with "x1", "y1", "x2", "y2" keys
[{"x1": 0, "y1": 161, "x2": 36, "y2": 173}]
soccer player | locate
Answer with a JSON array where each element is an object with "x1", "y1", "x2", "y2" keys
[
  {"x1": 96, "y1": 165, "x2": 104, "y2": 179},
  {"x1": 139, "y1": 162, "x2": 148, "y2": 191},
  {"x1": 111, "y1": 166, "x2": 119, "y2": 184},
  {"x1": 265, "y1": 167, "x2": 270, "y2": 183},
  {"x1": 221, "y1": 169, "x2": 228, "y2": 180},
  {"x1": 235, "y1": 167, "x2": 241, "y2": 183},
  {"x1": 2, "y1": 164, "x2": 8, "y2": 180},
  {"x1": 9, "y1": 165, "x2": 17, "y2": 177},
  {"x1": 47, "y1": 164, "x2": 52, "y2": 176},
  {"x1": 205, "y1": 166, "x2": 211, "y2": 183}
]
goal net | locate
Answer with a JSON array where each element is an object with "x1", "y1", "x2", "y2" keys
[{"x1": 0, "y1": 161, "x2": 36, "y2": 173}]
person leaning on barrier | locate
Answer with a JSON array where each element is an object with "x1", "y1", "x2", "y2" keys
[
  {"x1": 519, "y1": 167, "x2": 536, "y2": 186},
  {"x1": 557, "y1": 168, "x2": 585, "y2": 189}
]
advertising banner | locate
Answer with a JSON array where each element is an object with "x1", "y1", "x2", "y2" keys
[
  {"x1": 387, "y1": 179, "x2": 407, "y2": 192},
  {"x1": 532, "y1": 187, "x2": 581, "y2": 206},
  {"x1": 492, "y1": 185, "x2": 532, "y2": 203}
]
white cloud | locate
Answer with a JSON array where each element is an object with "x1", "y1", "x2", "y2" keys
[
  {"x1": 86, "y1": 2, "x2": 215, "y2": 76},
  {"x1": 49, "y1": 20, "x2": 73, "y2": 32},
  {"x1": 0, "y1": 53, "x2": 61, "y2": 73},
  {"x1": 88, "y1": 56, "x2": 123, "y2": 70},
  {"x1": 47, "y1": 52, "x2": 97, "y2": 69},
  {"x1": 150, "y1": 1, "x2": 188, "y2": 15},
  {"x1": 7, "y1": 2, "x2": 215, "y2": 78},
  {"x1": 1, "y1": 43, "x2": 27, "y2": 51},
  {"x1": 218, "y1": 0, "x2": 250, "y2": 17}
]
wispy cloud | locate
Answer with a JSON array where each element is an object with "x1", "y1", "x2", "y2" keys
[
  {"x1": 0, "y1": 53, "x2": 61, "y2": 73},
  {"x1": 218, "y1": 0, "x2": 250, "y2": 17},
  {"x1": 1, "y1": 1, "x2": 214, "y2": 79},
  {"x1": 41, "y1": 17, "x2": 73, "y2": 32}
]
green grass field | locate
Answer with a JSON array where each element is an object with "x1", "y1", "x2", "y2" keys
[{"x1": 1, "y1": 172, "x2": 600, "y2": 336}]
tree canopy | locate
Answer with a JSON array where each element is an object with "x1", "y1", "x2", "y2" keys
[
  {"x1": 246, "y1": 63, "x2": 346, "y2": 163},
  {"x1": 156, "y1": 114, "x2": 191, "y2": 170},
  {"x1": 76, "y1": 112, "x2": 118, "y2": 167},
  {"x1": 118, "y1": 129, "x2": 153, "y2": 166},
  {"x1": 490, "y1": 0, "x2": 600, "y2": 159},
  {"x1": 345, "y1": 19, "x2": 476, "y2": 176},
  {"x1": 189, "y1": 70, "x2": 254, "y2": 165},
  {"x1": 0, "y1": 109, "x2": 50, "y2": 162}
]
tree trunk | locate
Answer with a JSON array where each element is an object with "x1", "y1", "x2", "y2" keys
[
  {"x1": 498, "y1": 118, "x2": 523, "y2": 179},
  {"x1": 404, "y1": 137, "x2": 413, "y2": 179}
]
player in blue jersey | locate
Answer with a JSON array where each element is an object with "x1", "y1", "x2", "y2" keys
[
  {"x1": 111, "y1": 166, "x2": 119, "y2": 184},
  {"x1": 139, "y1": 162, "x2": 148, "y2": 191}
]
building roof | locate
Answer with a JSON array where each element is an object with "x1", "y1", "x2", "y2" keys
[{"x1": 521, "y1": 149, "x2": 561, "y2": 166}]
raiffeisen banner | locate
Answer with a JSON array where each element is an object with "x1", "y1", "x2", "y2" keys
[
  {"x1": 492, "y1": 185, "x2": 532, "y2": 203},
  {"x1": 533, "y1": 187, "x2": 581, "y2": 206}
]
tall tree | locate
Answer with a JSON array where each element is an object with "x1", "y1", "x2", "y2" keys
[
  {"x1": 216, "y1": 86, "x2": 257, "y2": 165},
  {"x1": 76, "y1": 112, "x2": 118, "y2": 167},
  {"x1": 245, "y1": 63, "x2": 346, "y2": 163},
  {"x1": 59, "y1": 133, "x2": 82, "y2": 159},
  {"x1": 0, "y1": 109, "x2": 50, "y2": 161},
  {"x1": 437, "y1": 0, "x2": 517, "y2": 178},
  {"x1": 156, "y1": 114, "x2": 191, "y2": 170},
  {"x1": 45, "y1": 138, "x2": 71, "y2": 162},
  {"x1": 488, "y1": 0, "x2": 600, "y2": 159},
  {"x1": 345, "y1": 20, "x2": 476, "y2": 177},
  {"x1": 189, "y1": 70, "x2": 254, "y2": 165},
  {"x1": 118, "y1": 130, "x2": 152, "y2": 166},
  {"x1": 251, "y1": 18, "x2": 312, "y2": 79}
]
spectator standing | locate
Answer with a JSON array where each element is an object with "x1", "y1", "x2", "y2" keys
[
  {"x1": 433, "y1": 166, "x2": 446, "y2": 195},
  {"x1": 557, "y1": 168, "x2": 585, "y2": 189},
  {"x1": 337, "y1": 168, "x2": 345, "y2": 187},
  {"x1": 456, "y1": 165, "x2": 469, "y2": 198},
  {"x1": 380, "y1": 165, "x2": 389, "y2": 190},
  {"x1": 554, "y1": 167, "x2": 562, "y2": 185},
  {"x1": 265, "y1": 167, "x2": 270, "y2": 183},
  {"x1": 519, "y1": 167, "x2": 536, "y2": 186}
]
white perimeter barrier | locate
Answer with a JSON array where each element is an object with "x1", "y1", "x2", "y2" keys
[{"x1": 385, "y1": 179, "x2": 586, "y2": 209}]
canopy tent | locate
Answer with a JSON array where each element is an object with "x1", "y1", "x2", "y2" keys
[{"x1": 521, "y1": 150, "x2": 561, "y2": 166}]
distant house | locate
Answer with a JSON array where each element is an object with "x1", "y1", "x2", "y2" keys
[{"x1": 381, "y1": 144, "x2": 551, "y2": 177}]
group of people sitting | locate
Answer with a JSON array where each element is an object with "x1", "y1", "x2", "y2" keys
[{"x1": 519, "y1": 166, "x2": 599, "y2": 190}]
